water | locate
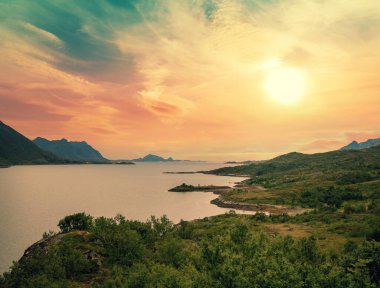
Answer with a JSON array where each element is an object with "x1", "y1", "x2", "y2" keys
[{"x1": 0, "y1": 162, "x2": 245, "y2": 273}]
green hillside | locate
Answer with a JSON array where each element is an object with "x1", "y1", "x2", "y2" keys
[
  {"x1": 0, "y1": 121, "x2": 62, "y2": 165},
  {"x1": 201, "y1": 146, "x2": 380, "y2": 260},
  {"x1": 210, "y1": 147, "x2": 380, "y2": 177},
  {"x1": 208, "y1": 146, "x2": 380, "y2": 208}
]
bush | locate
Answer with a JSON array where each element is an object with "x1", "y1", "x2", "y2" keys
[
  {"x1": 58, "y1": 212, "x2": 93, "y2": 233},
  {"x1": 344, "y1": 203, "x2": 366, "y2": 214},
  {"x1": 367, "y1": 227, "x2": 380, "y2": 242},
  {"x1": 176, "y1": 220, "x2": 194, "y2": 239},
  {"x1": 148, "y1": 215, "x2": 173, "y2": 238}
]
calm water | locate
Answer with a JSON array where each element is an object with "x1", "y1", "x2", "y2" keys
[{"x1": 0, "y1": 162, "x2": 245, "y2": 272}]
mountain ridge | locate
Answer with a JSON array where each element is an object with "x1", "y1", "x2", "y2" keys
[
  {"x1": 341, "y1": 138, "x2": 380, "y2": 150},
  {"x1": 33, "y1": 137, "x2": 108, "y2": 162}
]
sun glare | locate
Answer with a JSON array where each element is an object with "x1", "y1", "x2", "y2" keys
[{"x1": 264, "y1": 68, "x2": 306, "y2": 105}]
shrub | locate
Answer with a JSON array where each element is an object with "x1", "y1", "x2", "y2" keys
[
  {"x1": 58, "y1": 212, "x2": 93, "y2": 233},
  {"x1": 344, "y1": 203, "x2": 366, "y2": 215},
  {"x1": 367, "y1": 227, "x2": 380, "y2": 242}
]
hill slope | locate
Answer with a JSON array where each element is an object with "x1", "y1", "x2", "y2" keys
[
  {"x1": 210, "y1": 146, "x2": 380, "y2": 177},
  {"x1": 0, "y1": 121, "x2": 61, "y2": 166},
  {"x1": 33, "y1": 137, "x2": 108, "y2": 162},
  {"x1": 207, "y1": 145, "x2": 380, "y2": 208}
]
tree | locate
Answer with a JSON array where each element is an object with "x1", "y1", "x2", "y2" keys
[
  {"x1": 148, "y1": 215, "x2": 173, "y2": 238},
  {"x1": 58, "y1": 212, "x2": 93, "y2": 233}
]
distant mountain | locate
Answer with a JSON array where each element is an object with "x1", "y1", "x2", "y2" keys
[
  {"x1": 132, "y1": 154, "x2": 175, "y2": 162},
  {"x1": 341, "y1": 138, "x2": 380, "y2": 151},
  {"x1": 0, "y1": 121, "x2": 61, "y2": 166},
  {"x1": 33, "y1": 137, "x2": 108, "y2": 162}
]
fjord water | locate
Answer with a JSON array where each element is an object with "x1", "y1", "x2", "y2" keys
[{"x1": 0, "y1": 162, "x2": 243, "y2": 272}]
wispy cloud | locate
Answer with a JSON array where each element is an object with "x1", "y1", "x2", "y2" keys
[{"x1": 21, "y1": 22, "x2": 63, "y2": 46}]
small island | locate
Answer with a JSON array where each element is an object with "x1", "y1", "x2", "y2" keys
[
  {"x1": 163, "y1": 171, "x2": 198, "y2": 174},
  {"x1": 168, "y1": 183, "x2": 231, "y2": 192},
  {"x1": 109, "y1": 161, "x2": 135, "y2": 165}
]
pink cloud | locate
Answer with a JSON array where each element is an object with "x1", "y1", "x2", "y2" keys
[
  {"x1": 299, "y1": 139, "x2": 346, "y2": 152},
  {"x1": 145, "y1": 100, "x2": 183, "y2": 116},
  {"x1": 0, "y1": 94, "x2": 70, "y2": 122}
]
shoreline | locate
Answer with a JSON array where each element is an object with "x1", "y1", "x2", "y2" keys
[
  {"x1": 210, "y1": 197, "x2": 310, "y2": 216},
  {"x1": 168, "y1": 179, "x2": 310, "y2": 215}
]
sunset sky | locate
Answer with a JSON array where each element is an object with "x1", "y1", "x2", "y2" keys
[{"x1": 0, "y1": 0, "x2": 379, "y2": 161}]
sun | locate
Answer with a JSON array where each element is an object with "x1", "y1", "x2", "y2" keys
[{"x1": 264, "y1": 67, "x2": 306, "y2": 105}]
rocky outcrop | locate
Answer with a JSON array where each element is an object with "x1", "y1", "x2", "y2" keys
[
  {"x1": 19, "y1": 231, "x2": 102, "y2": 268},
  {"x1": 21, "y1": 233, "x2": 66, "y2": 260},
  {"x1": 169, "y1": 183, "x2": 231, "y2": 192}
]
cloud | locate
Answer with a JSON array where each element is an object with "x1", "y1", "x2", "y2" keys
[
  {"x1": 345, "y1": 132, "x2": 380, "y2": 143},
  {"x1": 0, "y1": 94, "x2": 70, "y2": 122},
  {"x1": 0, "y1": 0, "x2": 380, "y2": 160},
  {"x1": 299, "y1": 139, "x2": 346, "y2": 153}
]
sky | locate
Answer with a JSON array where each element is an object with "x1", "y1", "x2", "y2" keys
[{"x1": 0, "y1": 0, "x2": 379, "y2": 161}]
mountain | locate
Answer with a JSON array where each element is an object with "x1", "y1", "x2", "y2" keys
[
  {"x1": 132, "y1": 154, "x2": 175, "y2": 162},
  {"x1": 341, "y1": 138, "x2": 380, "y2": 150},
  {"x1": 0, "y1": 121, "x2": 61, "y2": 166},
  {"x1": 33, "y1": 137, "x2": 108, "y2": 162}
]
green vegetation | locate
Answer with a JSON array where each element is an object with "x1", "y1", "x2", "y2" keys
[
  {"x1": 1, "y1": 212, "x2": 379, "y2": 287},
  {"x1": 206, "y1": 145, "x2": 380, "y2": 259},
  {"x1": 58, "y1": 213, "x2": 94, "y2": 233},
  {"x1": 209, "y1": 145, "x2": 380, "y2": 209}
]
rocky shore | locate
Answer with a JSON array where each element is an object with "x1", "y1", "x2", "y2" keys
[{"x1": 168, "y1": 182, "x2": 309, "y2": 215}]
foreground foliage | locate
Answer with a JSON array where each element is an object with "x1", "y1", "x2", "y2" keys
[{"x1": 1, "y1": 212, "x2": 379, "y2": 287}]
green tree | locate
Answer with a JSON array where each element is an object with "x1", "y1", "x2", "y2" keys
[{"x1": 58, "y1": 212, "x2": 93, "y2": 233}]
